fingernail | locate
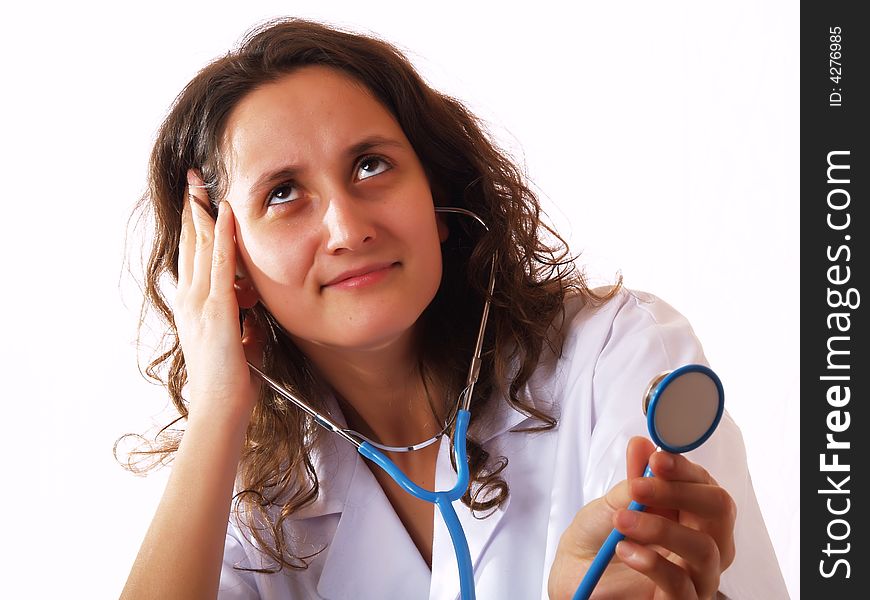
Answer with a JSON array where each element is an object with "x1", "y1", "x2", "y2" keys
[
  {"x1": 616, "y1": 510, "x2": 639, "y2": 530},
  {"x1": 187, "y1": 169, "x2": 202, "y2": 187},
  {"x1": 633, "y1": 478, "x2": 654, "y2": 498},
  {"x1": 616, "y1": 540, "x2": 636, "y2": 561},
  {"x1": 658, "y1": 453, "x2": 675, "y2": 471}
]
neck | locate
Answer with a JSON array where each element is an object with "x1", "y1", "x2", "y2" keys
[{"x1": 294, "y1": 330, "x2": 445, "y2": 447}]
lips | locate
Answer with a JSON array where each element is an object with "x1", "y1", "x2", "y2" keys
[{"x1": 322, "y1": 262, "x2": 398, "y2": 288}]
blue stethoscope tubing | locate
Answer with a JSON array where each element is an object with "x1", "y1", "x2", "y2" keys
[
  {"x1": 358, "y1": 409, "x2": 475, "y2": 600},
  {"x1": 573, "y1": 364, "x2": 724, "y2": 600},
  {"x1": 571, "y1": 466, "x2": 653, "y2": 600},
  {"x1": 249, "y1": 362, "x2": 478, "y2": 600}
]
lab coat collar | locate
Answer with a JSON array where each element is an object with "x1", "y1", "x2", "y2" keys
[
  {"x1": 468, "y1": 396, "x2": 536, "y2": 444},
  {"x1": 279, "y1": 394, "x2": 427, "y2": 598},
  {"x1": 427, "y1": 391, "x2": 535, "y2": 600},
  {"x1": 469, "y1": 376, "x2": 555, "y2": 444},
  {"x1": 293, "y1": 391, "x2": 533, "y2": 599},
  {"x1": 316, "y1": 443, "x2": 432, "y2": 599},
  {"x1": 282, "y1": 396, "x2": 355, "y2": 522},
  {"x1": 291, "y1": 388, "x2": 533, "y2": 521}
]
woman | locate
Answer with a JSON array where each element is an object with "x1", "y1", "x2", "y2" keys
[{"x1": 119, "y1": 18, "x2": 787, "y2": 600}]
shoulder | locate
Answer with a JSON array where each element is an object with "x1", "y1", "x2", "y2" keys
[
  {"x1": 480, "y1": 288, "x2": 708, "y2": 442},
  {"x1": 509, "y1": 288, "x2": 706, "y2": 430},
  {"x1": 561, "y1": 287, "x2": 698, "y2": 351},
  {"x1": 542, "y1": 287, "x2": 707, "y2": 386},
  {"x1": 526, "y1": 288, "x2": 710, "y2": 494},
  {"x1": 541, "y1": 288, "x2": 708, "y2": 438}
]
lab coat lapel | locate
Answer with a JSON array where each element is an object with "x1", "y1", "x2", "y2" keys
[
  {"x1": 316, "y1": 445, "x2": 431, "y2": 600},
  {"x1": 307, "y1": 390, "x2": 536, "y2": 600},
  {"x1": 470, "y1": 396, "x2": 537, "y2": 445},
  {"x1": 429, "y1": 397, "x2": 530, "y2": 600}
]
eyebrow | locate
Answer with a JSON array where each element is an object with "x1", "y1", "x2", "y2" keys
[{"x1": 248, "y1": 135, "x2": 406, "y2": 197}]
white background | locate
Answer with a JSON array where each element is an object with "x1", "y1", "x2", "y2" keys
[{"x1": 0, "y1": 1, "x2": 798, "y2": 598}]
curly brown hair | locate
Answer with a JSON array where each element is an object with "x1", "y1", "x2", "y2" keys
[{"x1": 117, "y1": 17, "x2": 617, "y2": 573}]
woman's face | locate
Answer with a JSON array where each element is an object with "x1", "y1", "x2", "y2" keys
[{"x1": 222, "y1": 66, "x2": 445, "y2": 355}]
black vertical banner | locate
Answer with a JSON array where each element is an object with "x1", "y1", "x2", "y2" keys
[{"x1": 802, "y1": 2, "x2": 868, "y2": 597}]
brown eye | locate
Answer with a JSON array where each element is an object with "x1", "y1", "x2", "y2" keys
[
  {"x1": 356, "y1": 156, "x2": 391, "y2": 181},
  {"x1": 268, "y1": 183, "x2": 300, "y2": 205}
]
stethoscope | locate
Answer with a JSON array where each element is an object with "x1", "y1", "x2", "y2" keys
[{"x1": 245, "y1": 207, "x2": 726, "y2": 600}]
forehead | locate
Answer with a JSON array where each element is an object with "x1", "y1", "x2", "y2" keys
[{"x1": 222, "y1": 66, "x2": 405, "y2": 178}]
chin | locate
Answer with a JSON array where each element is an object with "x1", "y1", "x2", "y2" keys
[
  {"x1": 276, "y1": 285, "x2": 439, "y2": 354},
  {"x1": 281, "y1": 310, "x2": 419, "y2": 354},
  {"x1": 331, "y1": 319, "x2": 420, "y2": 352}
]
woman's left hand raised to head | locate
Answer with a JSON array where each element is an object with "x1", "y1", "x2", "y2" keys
[{"x1": 548, "y1": 436, "x2": 737, "y2": 599}]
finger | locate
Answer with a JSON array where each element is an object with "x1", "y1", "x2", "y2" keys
[
  {"x1": 630, "y1": 450, "x2": 737, "y2": 570},
  {"x1": 630, "y1": 478, "x2": 737, "y2": 522},
  {"x1": 648, "y1": 451, "x2": 716, "y2": 485},
  {"x1": 560, "y1": 480, "x2": 635, "y2": 557},
  {"x1": 601, "y1": 478, "x2": 634, "y2": 515},
  {"x1": 187, "y1": 169, "x2": 216, "y2": 296},
  {"x1": 626, "y1": 436, "x2": 656, "y2": 479},
  {"x1": 210, "y1": 200, "x2": 237, "y2": 298},
  {"x1": 177, "y1": 192, "x2": 195, "y2": 291},
  {"x1": 615, "y1": 539, "x2": 699, "y2": 599},
  {"x1": 615, "y1": 510, "x2": 720, "y2": 598}
]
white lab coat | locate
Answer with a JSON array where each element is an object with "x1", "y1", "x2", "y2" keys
[{"x1": 218, "y1": 290, "x2": 789, "y2": 599}]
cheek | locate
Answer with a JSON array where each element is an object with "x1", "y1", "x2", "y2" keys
[
  {"x1": 413, "y1": 220, "x2": 445, "y2": 295},
  {"x1": 402, "y1": 194, "x2": 444, "y2": 283},
  {"x1": 235, "y1": 221, "x2": 313, "y2": 291},
  {"x1": 399, "y1": 181, "x2": 439, "y2": 240}
]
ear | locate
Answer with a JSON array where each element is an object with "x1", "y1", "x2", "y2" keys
[
  {"x1": 234, "y1": 271, "x2": 261, "y2": 310},
  {"x1": 436, "y1": 213, "x2": 449, "y2": 243}
]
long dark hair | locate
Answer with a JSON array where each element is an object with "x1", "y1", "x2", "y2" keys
[{"x1": 118, "y1": 17, "x2": 617, "y2": 573}]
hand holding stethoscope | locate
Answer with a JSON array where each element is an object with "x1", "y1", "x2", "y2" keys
[{"x1": 549, "y1": 366, "x2": 737, "y2": 600}]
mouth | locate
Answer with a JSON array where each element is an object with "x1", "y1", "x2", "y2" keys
[{"x1": 322, "y1": 262, "x2": 399, "y2": 290}]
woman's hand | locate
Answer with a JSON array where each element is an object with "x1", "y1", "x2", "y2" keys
[
  {"x1": 548, "y1": 436, "x2": 737, "y2": 599},
  {"x1": 175, "y1": 170, "x2": 263, "y2": 426},
  {"x1": 121, "y1": 172, "x2": 267, "y2": 600}
]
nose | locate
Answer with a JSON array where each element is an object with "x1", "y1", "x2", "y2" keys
[{"x1": 322, "y1": 190, "x2": 376, "y2": 254}]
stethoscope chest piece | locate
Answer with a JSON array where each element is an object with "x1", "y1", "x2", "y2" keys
[{"x1": 643, "y1": 364, "x2": 724, "y2": 454}]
